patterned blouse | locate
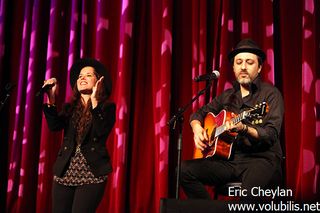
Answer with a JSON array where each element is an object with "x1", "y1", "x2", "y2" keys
[{"x1": 54, "y1": 145, "x2": 107, "y2": 186}]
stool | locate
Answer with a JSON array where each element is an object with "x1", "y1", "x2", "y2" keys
[{"x1": 214, "y1": 182, "x2": 242, "y2": 200}]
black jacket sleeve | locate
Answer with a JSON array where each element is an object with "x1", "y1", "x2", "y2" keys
[
  {"x1": 252, "y1": 88, "x2": 284, "y2": 147},
  {"x1": 43, "y1": 104, "x2": 67, "y2": 131},
  {"x1": 91, "y1": 102, "x2": 116, "y2": 138}
]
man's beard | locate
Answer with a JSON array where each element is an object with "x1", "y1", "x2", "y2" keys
[{"x1": 237, "y1": 77, "x2": 251, "y2": 85}]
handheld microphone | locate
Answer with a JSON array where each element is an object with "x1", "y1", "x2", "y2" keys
[
  {"x1": 193, "y1": 70, "x2": 220, "y2": 82},
  {"x1": 36, "y1": 78, "x2": 57, "y2": 97}
]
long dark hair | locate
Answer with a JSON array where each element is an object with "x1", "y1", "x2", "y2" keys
[{"x1": 62, "y1": 71, "x2": 110, "y2": 141}]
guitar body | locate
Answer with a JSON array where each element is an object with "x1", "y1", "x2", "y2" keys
[
  {"x1": 198, "y1": 102, "x2": 268, "y2": 159},
  {"x1": 202, "y1": 110, "x2": 237, "y2": 159}
]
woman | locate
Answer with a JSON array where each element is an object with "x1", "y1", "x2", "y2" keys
[{"x1": 43, "y1": 58, "x2": 116, "y2": 212}]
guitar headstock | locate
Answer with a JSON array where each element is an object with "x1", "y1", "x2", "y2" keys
[{"x1": 245, "y1": 102, "x2": 269, "y2": 124}]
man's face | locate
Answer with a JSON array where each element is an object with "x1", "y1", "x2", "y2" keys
[{"x1": 233, "y1": 52, "x2": 261, "y2": 85}]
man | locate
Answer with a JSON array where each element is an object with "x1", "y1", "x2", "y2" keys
[{"x1": 180, "y1": 39, "x2": 284, "y2": 200}]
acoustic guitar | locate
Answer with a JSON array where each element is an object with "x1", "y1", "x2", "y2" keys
[{"x1": 201, "y1": 102, "x2": 268, "y2": 159}]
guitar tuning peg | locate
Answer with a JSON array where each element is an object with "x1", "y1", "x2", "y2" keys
[
  {"x1": 255, "y1": 120, "x2": 259, "y2": 124},
  {"x1": 252, "y1": 121, "x2": 255, "y2": 125},
  {"x1": 259, "y1": 119, "x2": 263, "y2": 124}
]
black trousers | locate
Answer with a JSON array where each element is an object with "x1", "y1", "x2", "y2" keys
[
  {"x1": 52, "y1": 181, "x2": 107, "y2": 213},
  {"x1": 180, "y1": 154, "x2": 281, "y2": 200}
]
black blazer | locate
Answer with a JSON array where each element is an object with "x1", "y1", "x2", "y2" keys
[{"x1": 43, "y1": 102, "x2": 116, "y2": 177}]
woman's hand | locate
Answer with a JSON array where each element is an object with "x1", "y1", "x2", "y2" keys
[
  {"x1": 43, "y1": 78, "x2": 57, "y2": 104},
  {"x1": 91, "y1": 76, "x2": 104, "y2": 108}
]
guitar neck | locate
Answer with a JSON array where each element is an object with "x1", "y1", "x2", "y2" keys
[
  {"x1": 212, "y1": 102, "x2": 267, "y2": 138},
  {"x1": 215, "y1": 112, "x2": 246, "y2": 137}
]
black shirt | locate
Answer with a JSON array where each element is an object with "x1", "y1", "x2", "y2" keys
[{"x1": 190, "y1": 75, "x2": 284, "y2": 159}]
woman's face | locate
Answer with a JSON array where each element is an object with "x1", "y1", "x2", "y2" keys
[{"x1": 77, "y1": 66, "x2": 98, "y2": 93}]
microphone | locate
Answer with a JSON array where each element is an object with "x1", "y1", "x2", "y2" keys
[
  {"x1": 193, "y1": 70, "x2": 220, "y2": 82},
  {"x1": 36, "y1": 79, "x2": 57, "y2": 97}
]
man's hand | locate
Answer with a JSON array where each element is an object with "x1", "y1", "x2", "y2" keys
[
  {"x1": 190, "y1": 120, "x2": 208, "y2": 151},
  {"x1": 225, "y1": 119, "x2": 246, "y2": 133}
]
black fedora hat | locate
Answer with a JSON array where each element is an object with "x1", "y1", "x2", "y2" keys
[
  {"x1": 228, "y1": 39, "x2": 266, "y2": 62},
  {"x1": 69, "y1": 58, "x2": 112, "y2": 97}
]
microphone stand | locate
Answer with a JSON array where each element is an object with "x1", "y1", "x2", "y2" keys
[
  {"x1": 168, "y1": 80, "x2": 213, "y2": 199},
  {"x1": 0, "y1": 83, "x2": 15, "y2": 113}
]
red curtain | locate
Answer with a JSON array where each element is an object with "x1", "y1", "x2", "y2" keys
[{"x1": 0, "y1": 0, "x2": 319, "y2": 212}]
